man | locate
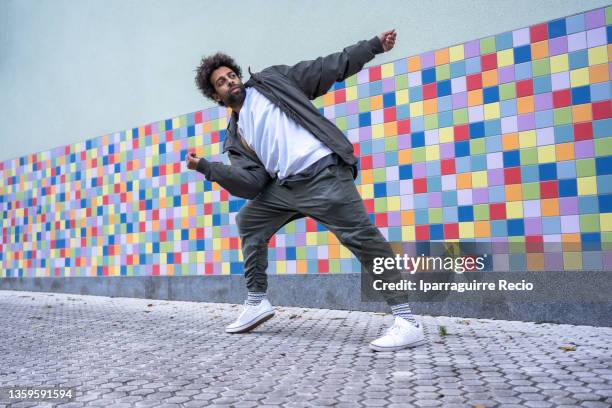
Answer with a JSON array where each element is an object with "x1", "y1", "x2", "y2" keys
[{"x1": 186, "y1": 30, "x2": 426, "y2": 351}]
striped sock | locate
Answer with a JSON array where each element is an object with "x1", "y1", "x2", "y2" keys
[
  {"x1": 390, "y1": 303, "x2": 419, "y2": 327},
  {"x1": 245, "y1": 292, "x2": 266, "y2": 306}
]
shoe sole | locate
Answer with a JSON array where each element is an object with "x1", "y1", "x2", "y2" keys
[
  {"x1": 369, "y1": 338, "x2": 427, "y2": 352},
  {"x1": 225, "y1": 311, "x2": 275, "y2": 334}
]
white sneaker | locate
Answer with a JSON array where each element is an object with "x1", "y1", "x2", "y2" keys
[
  {"x1": 225, "y1": 298, "x2": 275, "y2": 334},
  {"x1": 369, "y1": 317, "x2": 426, "y2": 352}
]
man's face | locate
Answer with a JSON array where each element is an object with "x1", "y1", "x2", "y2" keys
[{"x1": 210, "y1": 66, "x2": 245, "y2": 107}]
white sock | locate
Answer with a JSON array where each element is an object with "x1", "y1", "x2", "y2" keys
[
  {"x1": 391, "y1": 303, "x2": 419, "y2": 327},
  {"x1": 246, "y1": 292, "x2": 266, "y2": 306}
]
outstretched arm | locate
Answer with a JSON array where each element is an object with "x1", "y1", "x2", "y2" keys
[{"x1": 266, "y1": 30, "x2": 397, "y2": 100}]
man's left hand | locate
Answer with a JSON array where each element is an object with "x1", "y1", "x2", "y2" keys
[{"x1": 378, "y1": 29, "x2": 396, "y2": 52}]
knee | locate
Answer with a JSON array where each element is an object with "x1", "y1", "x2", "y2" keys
[
  {"x1": 339, "y1": 224, "x2": 384, "y2": 245},
  {"x1": 236, "y1": 207, "x2": 262, "y2": 241},
  {"x1": 235, "y1": 208, "x2": 251, "y2": 234},
  {"x1": 336, "y1": 226, "x2": 390, "y2": 257},
  {"x1": 235, "y1": 210, "x2": 245, "y2": 231}
]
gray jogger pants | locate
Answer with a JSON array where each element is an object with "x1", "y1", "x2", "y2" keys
[{"x1": 235, "y1": 162, "x2": 408, "y2": 306}]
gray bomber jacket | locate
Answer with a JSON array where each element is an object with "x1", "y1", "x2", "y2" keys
[{"x1": 196, "y1": 36, "x2": 385, "y2": 199}]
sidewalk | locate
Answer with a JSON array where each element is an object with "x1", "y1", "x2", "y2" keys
[{"x1": 0, "y1": 290, "x2": 610, "y2": 408}]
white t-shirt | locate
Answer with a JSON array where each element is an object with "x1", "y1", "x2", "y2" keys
[{"x1": 237, "y1": 87, "x2": 333, "y2": 180}]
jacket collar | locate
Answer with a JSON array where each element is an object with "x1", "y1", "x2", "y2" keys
[
  {"x1": 224, "y1": 106, "x2": 259, "y2": 160},
  {"x1": 223, "y1": 111, "x2": 239, "y2": 153},
  {"x1": 227, "y1": 67, "x2": 256, "y2": 136}
]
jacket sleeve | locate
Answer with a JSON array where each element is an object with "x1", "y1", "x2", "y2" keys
[
  {"x1": 266, "y1": 36, "x2": 384, "y2": 100},
  {"x1": 195, "y1": 152, "x2": 271, "y2": 200}
]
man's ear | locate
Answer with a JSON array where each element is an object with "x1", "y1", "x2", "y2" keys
[{"x1": 212, "y1": 93, "x2": 221, "y2": 104}]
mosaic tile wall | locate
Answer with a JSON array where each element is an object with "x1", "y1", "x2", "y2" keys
[{"x1": 1, "y1": 6, "x2": 611, "y2": 278}]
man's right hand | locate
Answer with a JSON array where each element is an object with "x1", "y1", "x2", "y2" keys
[{"x1": 185, "y1": 152, "x2": 200, "y2": 170}]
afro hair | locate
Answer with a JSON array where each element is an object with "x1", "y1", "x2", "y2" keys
[{"x1": 194, "y1": 52, "x2": 242, "y2": 106}]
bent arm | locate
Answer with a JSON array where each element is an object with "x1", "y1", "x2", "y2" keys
[{"x1": 196, "y1": 152, "x2": 271, "y2": 200}]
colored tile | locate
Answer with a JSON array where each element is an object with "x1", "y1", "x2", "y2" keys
[{"x1": 2, "y1": 6, "x2": 611, "y2": 278}]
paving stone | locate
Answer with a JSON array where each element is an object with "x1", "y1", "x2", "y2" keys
[
  {"x1": 133, "y1": 400, "x2": 162, "y2": 407},
  {"x1": 1, "y1": 290, "x2": 611, "y2": 408},
  {"x1": 594, "y1": 388, "x2": 612, "y2": 397},
  {"x1": 230, "y1": 402, "x2": 260, "y2": 408},
  {"x1": 540, "y1": 389, "x2": 570, "y2": 398},
  {"x1": 519, "y1": 392, "x2": 547, "y2": 401},
  {"x1": 575, "y1": 392, "x2": 606, "y2": 400},
  {"x1": 548, "y1": 396, "x2": 579, "y2": 405},
  {"x1": 523, "y1": 401, "x2": 554, "y2": 408},
  {"x1": 493, "y1": 396, "x2": 522, "y2": 404},
  {"x1": 582, "y1": 401, "x2": 612, "y2": 408},
  {"x1": 413, "y1": 399, "x2": 444, "y2": 407}
]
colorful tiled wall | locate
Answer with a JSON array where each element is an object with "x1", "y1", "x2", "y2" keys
[{"x1": 1, "y1": 6, "x2": 611, "y2": 278}]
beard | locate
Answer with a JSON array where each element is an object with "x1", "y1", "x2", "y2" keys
[{"x1": 224, "y1": 84, "x2": 246, "y2": 108}]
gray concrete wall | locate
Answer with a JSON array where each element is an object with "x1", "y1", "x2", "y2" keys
[
  {"x1": 1, "y1": 274, "x2": 611, "y2": 327},
  {"x1": 1, "y1": 0, "x2": 610, "y2": 162}
]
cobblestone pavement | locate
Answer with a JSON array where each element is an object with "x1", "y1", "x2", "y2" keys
[{"x1": 0, "y1": 290, "x2": 611, "y2": 408}]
